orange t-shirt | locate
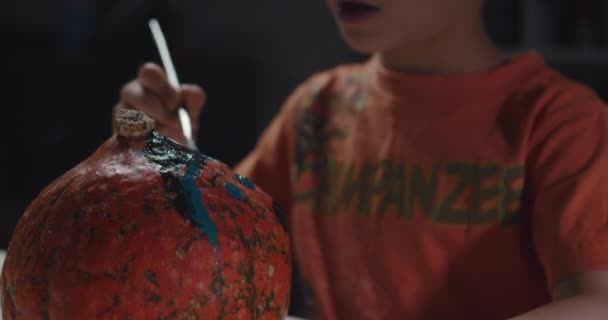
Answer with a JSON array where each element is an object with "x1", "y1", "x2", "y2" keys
[{"x1": 236, "y1": 52, "x2": 608, "y2": 320}]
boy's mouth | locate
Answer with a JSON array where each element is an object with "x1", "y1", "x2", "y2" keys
[{"x1": 337, "y1": 0, "x2": 380, "y2": 23}]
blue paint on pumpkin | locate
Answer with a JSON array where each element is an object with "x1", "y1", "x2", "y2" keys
[
  {"x1": 179, "y1": 158, "x2": 218, "y2": 246},
  {"x1": 224, "y1": 183, "x2": 245, "y2": 201},
  {"x1": 235, "y1": 174, "x2": 255, "y2": 189}
]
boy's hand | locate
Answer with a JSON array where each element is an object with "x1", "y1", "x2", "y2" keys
[{"x1": 117, "y1": 63, "x2": 206, "y2": 145}]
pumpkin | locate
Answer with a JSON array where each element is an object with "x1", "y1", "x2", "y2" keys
[{"x1": 1, "y1": 109, "x2": 291, "y2": 319}]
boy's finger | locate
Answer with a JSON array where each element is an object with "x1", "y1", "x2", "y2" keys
[
  {"x1": 138, "y1": 63, "x2": 180, "y2": 110},
  {"x1": 120, "y1": 81, "x2": 176, "y2": 124},
  {"x1": 180, "y1": 84, "x2": 206, "y2": 122}
]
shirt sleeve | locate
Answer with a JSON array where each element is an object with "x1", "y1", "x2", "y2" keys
[
  {"x1": 234, "y1": 84, "x2": 309, "y2": 224},
  {"x1": 529, "y1": 85, "x2": 608, "y2": 290}
]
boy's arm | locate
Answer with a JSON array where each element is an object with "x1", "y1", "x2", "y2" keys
[
  {"x1": 235, "y1": 83, "x2": 308, "y2": 219},
  {"x1": 510, "y1": 272, "x2": 608, "y2": 320},
  {"x1": 511, "y1": 87, "x2": 608, "y2": 320},
  {"x1": 236, "y1": 112, "x2": 293, "y2": 212}
]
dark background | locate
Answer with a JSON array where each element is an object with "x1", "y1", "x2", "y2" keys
[
  {"x1": 0, "y1": 0, "x2": 360, "y2": 246},
  {"x1": 1, "y1": 1, "x2": 608, "y2": 314}
]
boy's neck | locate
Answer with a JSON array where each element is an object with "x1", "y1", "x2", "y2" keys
[{"x1": 378, "y1": 21, "x2": 505, "y2": 75}]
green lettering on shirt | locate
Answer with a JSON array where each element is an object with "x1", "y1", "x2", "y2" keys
[
  {"x1": 377, "y1": 161, "x2": 407, "y2": 218},
  {"x1": 293, "y1": 155, "x2": 525, "y2": 227},
  {"x1": 500, "y1": 165, "x2": 525, "y2": 226},
  {"x1": 435, "y1": 162, "x2": 474, "y2": 224},
  {"x1": 470, "y1": 164, "x2": 501, "y2": 224},
  {"x1": 408, "y1": 163, "x2": 440, "y2": 218},
  {"x1": 341, "y1": 161, "x2": 377, "y2": 217},
  {"x1": 322, "y1": 154, "x2": 344, "y2": 215}
]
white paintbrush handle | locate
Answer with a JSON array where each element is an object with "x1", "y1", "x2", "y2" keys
[
  {"x1": 148, "y1": 18, "x2": 196, "y2": 149},
  {"x1": 178, "y1": 108, "x2": 193, "y2": 143},
  {"x1": 148, "y1": 19, "x2": 180, "y2": 87}
]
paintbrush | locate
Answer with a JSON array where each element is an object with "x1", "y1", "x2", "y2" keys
[{"x1": 148, "y1": 18, "x2": 199, "y2": 151}]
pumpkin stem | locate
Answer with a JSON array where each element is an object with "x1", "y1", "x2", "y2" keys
[{"x1": 113, "y1": 107, "x2": 155, "y2": 137}]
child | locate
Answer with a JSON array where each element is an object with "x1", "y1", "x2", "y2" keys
[{"x1": 118, "y1": 0, "x2": 608, "y2": 319}]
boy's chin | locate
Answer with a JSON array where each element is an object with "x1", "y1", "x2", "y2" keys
[{"x1": 339, "y1": 32, "x2": 389, "y2": 54}]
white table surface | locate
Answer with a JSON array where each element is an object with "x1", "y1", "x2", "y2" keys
[{"x1": 0, "y1": 249, "x2": 305, "y2": 320}]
